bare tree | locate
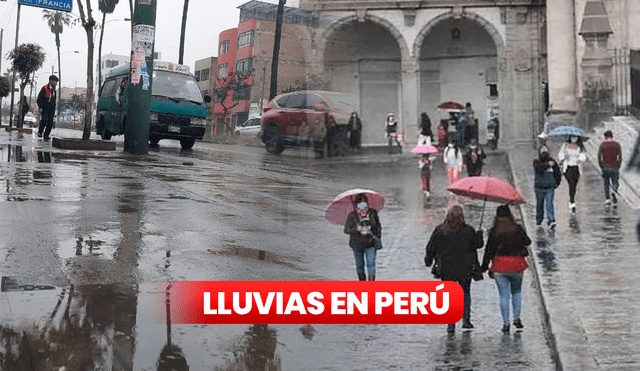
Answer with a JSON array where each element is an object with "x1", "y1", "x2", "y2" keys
[
  {"x1": 75, "y1": 0, "x2": 98, "y2": 140},
  {"x1": 213, "y1": 70, "x2": 251, "y2": 135},
  {"x1": 97, "y1": 0, "x2": 121, "y2": 89}
]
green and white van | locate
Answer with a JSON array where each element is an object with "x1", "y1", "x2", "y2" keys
[{"x1": 96, "y1": 60, "x2": 211, "y2": 149}]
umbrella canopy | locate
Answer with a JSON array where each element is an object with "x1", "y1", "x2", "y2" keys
[
  {"x1": 437, "y1": 101, "x2": 464, "y2": 111},
  {"x1": 412, "y1": 144, "x2": 440, "y2": 155},
  {"x1": 325, "y1": 188, "x2": 385, "y2": 225},
  {"x1": 447, "y1": 176, "x2": 525, "y2": 204},
  {"x1": 547, "y1": 125, "x2": 589, "y2": 139}
]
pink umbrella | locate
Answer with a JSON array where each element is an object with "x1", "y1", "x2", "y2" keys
[
  {"x1": 325, "y1": 188, "x2": 385, "y2": 225},
  {"x1": 412, "y1": 144, "x2": 440, "y2": 155}
]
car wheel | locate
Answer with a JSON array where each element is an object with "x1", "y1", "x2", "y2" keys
[
  {"x1": 264, "y1": 125, "x2": 284, "y2": 154},
  {"x1": 149, "y1": 134, "x2": 160, "y2": 146},
  {"x1": 234, "y1": 131, "x2": 241, "y2": 136},
  {"x1": 327, "y1": 128, "x2": 348, "y2": 157},
  {"x1": 180, "y1": 137, "x2": 196, "y2": 150},
  {"x1": 101, "y1": 130, "x2": 112, "y2": 140}
]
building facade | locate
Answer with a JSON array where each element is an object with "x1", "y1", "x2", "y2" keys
[{"x1": 194, "y1": 56, "x2": 218, "y2": 129}]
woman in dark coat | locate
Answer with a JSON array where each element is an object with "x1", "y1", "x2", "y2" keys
[
  {"x1": 425, "y1": 205, "x2": 484, "y2": 332},
  {"x1": 481, "y1": 205, "x2": 531, "y2": 332},
  {"x1": 344, "y1": 193, "x2": 382, "y2": 281}
]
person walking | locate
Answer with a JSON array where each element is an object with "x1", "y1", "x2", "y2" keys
[
  {"x1": 597, "y1": 130, "x2": 622, "y2": 206},
  {"x1": 385, "y1": 113, "x2": 401, "y2": 154},
  {"x1": 425, "y1": 205, "x2": 484, "y2": 333},
  {"x1": 534, "y1": 145, "x2": 562, "y2": 228},
  {"x1": 465, "y1": 102, "x2": 477, "y2": 144},
  {"x1": 463, "y1": 139, "x2": 486, "y2": 177},
  {"x1": 20, "y1": 95, "x2": 29, "y2": 123},
  {"x1": 558, "y1": 135, "x2": 587, "y2": 213},
  {"x1": 37, "y1": 75, "x2": 59, "y2": 140},
  {"x1": 443, "y1": 140, "x2": 463, "y2": 185},
  {"x1": 419, "y1": 154, "x2": 432, "y2": 198},
  {"x1": 348, "y1": 112, "x2": 362, "y2": 150},
  {"x1": 418, "y1": 112, "x2": 433, "y2": 145},
  {"x1": 344, "y1": 193, "x2": 382, "y2": 281},
  {"x1": 481, "y1": 205, "x2": 531, "y2": 333}
]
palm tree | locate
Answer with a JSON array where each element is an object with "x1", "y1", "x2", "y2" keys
[
  {"x1": 98, "y1": 0, "x2": 120, "y2": 89},
  {"x1": 41, "y1": 10, "x2": 72, "y2": 109},
  {"x1": 178, "y1": 0, "x2": 189, "y2": 64}
]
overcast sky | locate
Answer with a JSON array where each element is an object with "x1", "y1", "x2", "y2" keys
[{"x1": 0, "y1": 0, "x2": 294, "y2": 89}]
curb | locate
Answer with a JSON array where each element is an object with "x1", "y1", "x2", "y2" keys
[
  {"x1": 506, "y1": 144, "x2": 563, "y2": 371},
  {"x1": 52, "y1": 137, "x2": 116, "y2": 151}
]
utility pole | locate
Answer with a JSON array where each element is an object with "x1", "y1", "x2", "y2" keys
[
  {"x1": 269, "y1": 0, "x2": 286, "y2": 101},
  {"x1": 178, "y1": 0, "x2": 189, "y2": 65},
  {"x1": 9, "y1": 4, "x2": 21, "y2": 128},
  {"x1": 124, "y1": 0, "x2": 157, "y2": 154},
  {"x1": 1, "y1": 28, "x2": 4, "y2": 126}
]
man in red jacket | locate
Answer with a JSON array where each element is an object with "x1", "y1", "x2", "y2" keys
[{"x1": 597, "y1": 130, "x2": 622, "y2": 205}]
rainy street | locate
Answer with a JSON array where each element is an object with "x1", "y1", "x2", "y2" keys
[{"x1": 0, "y1": 129, "x2": 560, "y2": 370}]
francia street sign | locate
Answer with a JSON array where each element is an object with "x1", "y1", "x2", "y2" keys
[{"x1": 18, "y1": 0, "x2": 73, "y2": 12}]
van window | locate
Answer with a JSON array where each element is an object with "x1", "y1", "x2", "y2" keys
[
  {"x1": 100, "y1": 80, "x2": 117, "y2": 98},
  {"x1": 152, "y1": 70, "x2": 204, "y2": 103}
]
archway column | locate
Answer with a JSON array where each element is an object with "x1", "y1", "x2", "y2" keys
[{"x1": 401, "y1": 57, "x2": 420, "y2": 144}]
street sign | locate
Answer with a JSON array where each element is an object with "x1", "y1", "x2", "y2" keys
[{"x1": 18, "y1": 0, "x2": 73, "y2": 12}]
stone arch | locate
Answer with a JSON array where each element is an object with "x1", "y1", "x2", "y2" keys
[{"x1": 413, "y1": 11, "x2": 505, "y2": 58}]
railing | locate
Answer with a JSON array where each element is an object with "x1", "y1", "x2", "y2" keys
[{"x1": 305, "y1": 0, "x2": 543, "y2": 11}]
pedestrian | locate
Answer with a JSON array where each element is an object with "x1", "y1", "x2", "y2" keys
[
  {"x1": 437, "y1": 120, "x2": 449, "y2": 150},
  {"x1": 597, "y1": 130, "x2": 622, "y2": 206},
  {"x1": 465, "y1": 102, "x2": 477, "y2": 144},
  {"x1": 558, "y1": 135, "x2": 587, "y2": 212},
  {"x1": 464, "y1": 139, "x2": 486, "y2": 177},
  {"x1": 418, "y1": 112, "x2": 433, "y2": 145},
  {"x1": 348, "y1": 111, "x2": 362, "y2": 150},
  {"x1": 424, "y1": 205, "x2": 484, "y2": 333},
  {"x1": 481, "y1": 205, "x2": 531, "y2": 333},
  {"x1": 456, "y1": 109, "x2": 467, "y2": 148},
  {"x1": 385, "y1": 113, "x2": 401, "y2": 154},
  {"x1": 37, "y1": 74, "x2": 59, "y2": 140},
  {"x1": 443, "y1": 140, "x2": 463, "y2": 185},
  {"x1": 534, "y1": 145, "x2": 562, "y2": 228},
  {"x1": 344, "y1": 193, "x2": 382, "y2": 281},
  {"x1": 115, "y1": 76, "x2": 128, "y2": 106},
  {"x1": 419, "y1": 154, "x2": 432, "y2": 198}
]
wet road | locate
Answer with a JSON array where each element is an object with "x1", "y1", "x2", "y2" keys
[{"x1": 0, "y1": 129, "x2": 555, "y2": 370}]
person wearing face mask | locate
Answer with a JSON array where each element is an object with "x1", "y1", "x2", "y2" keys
[
  {"x1": 344, "y1": 194, "x2": 382, "y2": 281},
  {"x1": 558, "y1": 135, "x2": 587, "y2": 212},
  {"x1": 533, "y1": 145, "x2": 562, "y2": 228},
  {"x1": 443, "y1": 139, "x2": 463, "y2": 185}
]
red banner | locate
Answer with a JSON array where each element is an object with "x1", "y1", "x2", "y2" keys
[{"x1": 153, "y1": 281, "x2": 463, "y2": 324}]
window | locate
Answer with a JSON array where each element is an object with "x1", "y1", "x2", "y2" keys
[
  {"x1": 276, "y1": 95, "x2": 289, "y2": 107},
  {"x1": 304, "y1": 94, "x2": 327, "y2": 109},
  {"x1": 286, "y1": 93, "x2": 305, "y2": 109},
  {"x1": 104, "y1": 60, "x2": 119, "y2": 68},
  {"x1": 235, "y1": 58, "x2": 252, "y2": 73},
  {"x1": 195, "y1": 70, "x2": 201, "y2": 81},
  {"x1": 99, "y1": 79, "x2": 116, "y2": 98},
  {"x1": 233, "y1": 84, "x2": 251, "y2": 101},
  {"x1": 237, "y1": 31, "x2": 254, "y2": 48},
  {"x1": 218, "y1": 63, "x2": 228, "y2": 78},
  {"x1": 220, "y1": 40, "x2": 230, "y2": 54},
  {"x1": 200, "y1": 68, "x2": 210, "y2": 81}
]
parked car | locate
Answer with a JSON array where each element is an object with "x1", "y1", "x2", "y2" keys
[
  {"x1": 234, "y1": 117, "x2": 262, "y2": 138},
  {"x1": 24, "y1": 112, "x2": 37, "y2": 127},
  {"x1": 260, "y1": 91, "x2": 357, "y2": 157}
]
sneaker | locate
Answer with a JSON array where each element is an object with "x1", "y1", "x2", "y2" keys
[
  {"x1": 501, "y1": 323, "x2": 510, "y2": 333},
  {"x1": 43, "y1": 136, "x2": 50, "y2": 141},
  {"x1": 611, "y1": 193, "x2": 618, "y2": 204},
  {"x1": 37, "y1": 132, "x2": 42, "y2": 138},
  {"x1": 513, "y1": 318, "x2": 524, "y2": 329},
  {"x1": 462, "y1": 321, "x2": 474, "y2": 329},
  {"x1": 424, "y1": 191, "x2": 430, "y2": 198},
  {"x1": 605, "y1": 198, "x2": 611, "y2": 205},
  {"x1": 570, "y1": 203, "x2": 576, "y2": 213},
  {"x1": 548, "y1": 221, "x2": 556, "y2": 229}
]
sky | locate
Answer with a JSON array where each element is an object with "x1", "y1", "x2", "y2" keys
[{"x1": 0, "y1": 0, "x2": 294, "y2": 90}]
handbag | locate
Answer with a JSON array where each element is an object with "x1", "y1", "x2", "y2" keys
[{"x1": 364, "y1": 235, "x2": 383, "y2": 250}]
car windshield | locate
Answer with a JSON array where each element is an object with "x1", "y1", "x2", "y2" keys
[
  {"x1": 152, "y1": 70, "x2": 204, "y2": 103},
  {"x1": 322, "y1": 92, "x2": 358, "y2": 111}
]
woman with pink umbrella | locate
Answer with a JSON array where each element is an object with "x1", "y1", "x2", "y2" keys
[{"x1": 343, "y1": 193, "x2": 382, "y2": 281}]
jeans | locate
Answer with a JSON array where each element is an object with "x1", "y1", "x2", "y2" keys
[
  {"x1": 564, "y1": 166, "x2": 580, "y2": 204},
  {"x1": 494, "y1": 273, "x2": 523, "y2": 324},
  {"x1": 535, "y1": 187, "x2": 555, "y2": 224},
  {"x1": 455, "y1": 278, "x2": 472, "y2": 324},
  {"x1": 353, "y1": 247, "x2": 377, "y2": 280},
  {"x1": 602, "y1": 169, "x2": 619, "y2": 199}
]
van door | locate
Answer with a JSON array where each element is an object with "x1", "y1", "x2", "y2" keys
[{"x1": 113, "y1": 77, "x2": 129, "y2": 135}]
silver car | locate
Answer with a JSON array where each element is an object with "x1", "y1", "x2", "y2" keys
[{"x1": 234, "y1": 117, "x2": 262, "y2": 139}]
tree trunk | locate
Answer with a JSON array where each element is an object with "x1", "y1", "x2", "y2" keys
[
  {"x1": 56, "y1": 38, "x2": 62, "y2": 129},
  {"x1": 98, "y1": 12, "x2": 106, "y2": 90},
  {"x1": 269, "y1": 0, "x2": 286, "y2": 101},
  {"x1": 17, "y1": 83, "x2": 26, "y2": 129},
  {"x1": 83, "y1": 26, "x2": 94, "y2": 140},
  {"x1": 178, "y1": 0, "x2": 189, "y2": 65}
]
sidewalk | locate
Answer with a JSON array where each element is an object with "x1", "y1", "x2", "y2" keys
[{"x1": 509, "y1": 131, "x2": 640, "y2": 370}]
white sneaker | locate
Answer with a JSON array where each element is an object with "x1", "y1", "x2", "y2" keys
[
  {"x1": 605, "y1": 199, "x2": 611, "y2": 205},
  {"x1": 570, "y1": 203, "x2": 576, "y2": 213}
]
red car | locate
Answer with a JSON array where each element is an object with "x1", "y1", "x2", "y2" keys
[{"x1": 260, "y1": 91, "x2": 357, "y2": 157}]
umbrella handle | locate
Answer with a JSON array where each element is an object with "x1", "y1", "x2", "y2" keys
[{"x1": 478, "y1": 197, "x2": 487, "y2": 230}]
